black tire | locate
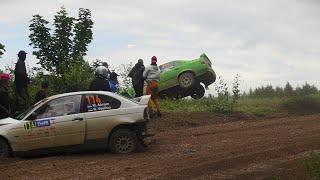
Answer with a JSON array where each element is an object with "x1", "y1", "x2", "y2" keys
[
  {"x1": 178, "y1": 72, "x2": 195, "y2": 89},
  {"x1": 0, "y1": 138, "x2": 11, "y2": 158},
  {"x1": 109, "y1": 129, "x2": 139, "y2": 154},
  {"x1": 191, "y1": 85, "x2": 205, "y2": 99}
]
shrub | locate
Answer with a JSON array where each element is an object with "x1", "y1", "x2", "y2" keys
[
  {"x1": 205, "y1": 75, "x2": 241, "y2": 115},
  {"x1": 301, "y1": 151, "x2": 320, "y2": 179},
  {"x1": 281, "y1": 96, "x2": 320, "y2": 115}
]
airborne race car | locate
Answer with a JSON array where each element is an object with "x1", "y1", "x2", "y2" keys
[
  {"x1": 0, "y1": 91, "x2": 151, "y2": 157},
  {"x1": 159, "y1": 53, "x2": 216, "y2": 99},
  {"x1": 120, "y1": 54, "x2": 217, "y2": 99}
]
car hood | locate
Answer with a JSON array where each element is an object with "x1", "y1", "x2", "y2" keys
[{"x1": 0, "y1": 117, "x2": 20, "y2": 126}]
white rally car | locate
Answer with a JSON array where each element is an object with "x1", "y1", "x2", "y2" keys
[{"x1": 0, "y1": 91, "x2": 150, "y2": 157}]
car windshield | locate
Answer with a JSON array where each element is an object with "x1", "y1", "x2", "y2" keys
[{"x1": 14, "y1": 99, "x2": 46, "y2": 120}]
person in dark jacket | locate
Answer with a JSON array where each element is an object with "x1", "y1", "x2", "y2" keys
[
  {"x1": 34, "y1": 81, "x2": 49, "y2": 104},
  {"x1": 14, "y1": 50, "x2": 30, "y2": 112},
  {"x1": 89, "y1": 66, "x2": 111, "y2": 91},
  {"x1": 128, "y1": 59, "x2": 145, "y2": 97},
  {"x1": 0, "y1": 73, "x2": 10, "y2": 119},
  {"x1": 109, "y1": 70, "x2": 119, "y2": 93}
]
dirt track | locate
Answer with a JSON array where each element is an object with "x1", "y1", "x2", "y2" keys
[{"x1": 1, "y1": 113, "x2": 320, "y2": 179}]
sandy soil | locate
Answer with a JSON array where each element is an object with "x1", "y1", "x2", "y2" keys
[{"x1": 1, "y1": 113, "x2": 320, "y2": 180}]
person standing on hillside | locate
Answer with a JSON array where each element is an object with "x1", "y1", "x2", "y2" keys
[
  {"x1": 14, "y1": 50, "x2": 30, "y2": 113},
  {"x1": 109, "y1": 70, "x2": 119, "y2": 93},
  {"x1": 143, "y1": 56, "x2": 161, "y2": 117},
  {"x1": 102, "y1": 62, "x2": 111, "y2": 80},
  {"x1": 0, "y1": 73, "x2": 10, "y2": 119},
  {"x1": 89, "y1": 66, "x2": 111, "y2": 91},
  {"x1": 34, "y1": 81, "x2": 49, "y2": 104},
  {"x1": 128, "y1": 59, "x2": 145, "y2": 97}
]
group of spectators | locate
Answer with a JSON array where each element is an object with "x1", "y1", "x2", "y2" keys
[
  {"x1": 0, "y1": 51, "x2": 162, "y2": 119},
  {"x1": 91, "y1": 56, "x2": 162, "y2": 117},
  {"x1": 129, "y1": 56, "x2": 161, "y2": 117}
]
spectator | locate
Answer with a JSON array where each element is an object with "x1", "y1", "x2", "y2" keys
[
  {"x1": 143, "y1": 56, "x2": 161, "y2": 117},
  {"x1": 109, "y1": 70, "x2": 119, "y2": 93},
  {"x1": 128, "y1": 59, "x2": 145, "y2": 97},
  {"x1": 34, "y1": 81, "x2": 49, "y2": 104},
  {"x1": 89, "y1": 66, "x2": 111, "y2": 91},
  {"x1": 102, "y1": 62, "x2": 111, "y2": 79},
  {"x1": 14, "y1": 50, "x2": 30, "y2": 112},
  {"x1": 0, "y1": 73, "x2": 10, "y2": 119}
]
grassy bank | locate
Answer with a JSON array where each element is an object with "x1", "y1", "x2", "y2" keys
[{"x1": 161, "y1": 93, "x2": 320, "y2": 117}]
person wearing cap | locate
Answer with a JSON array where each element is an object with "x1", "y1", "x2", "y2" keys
[
  {"x1": 128, "y1": 59, "x2": 145, "y2": 97},
  {"x1": 0, "y1": 73, "x2": 11, "y2": 119},
  {"x1": 34, "y1": 81, "x2": 49, "y2": 104},
  {"x1": 109, "y1": 70, "x2": 119, "y2": 93},
  {"x1": 14, "y1": 50, "x2": 30, "y2": 112},
  {"x1": 143, "y1": 56, "x2": 161, "y2": 117}
]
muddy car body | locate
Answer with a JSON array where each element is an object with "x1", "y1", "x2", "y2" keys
[{"x1": 0, "y1": 91, "x2": 150, "y2": 157}]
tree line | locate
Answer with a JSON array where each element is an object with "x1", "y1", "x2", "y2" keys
[{"x1": 244, "y1": 82, "x2": 319, "y2": 98}]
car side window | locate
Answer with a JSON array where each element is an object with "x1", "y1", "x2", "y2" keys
[
  {"x1": 159, "y1": 61, "x2": 178, "y2": 72},
  {"x1": 84, "y1": 94, "x2": 121, "y2": 113},
  {"x1": 28, "y1": 95, "x2": 82, "y2": 120}
]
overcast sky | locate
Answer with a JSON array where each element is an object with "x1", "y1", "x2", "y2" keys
[{"x1": 0, "y1": 0, "x2": 319, "y2": 91}]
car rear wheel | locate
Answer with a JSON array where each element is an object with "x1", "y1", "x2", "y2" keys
[
  {"x1": 178, "y1": 72, "x2": 195, "y2": 89},
  {"x1": 191, "y1": 85, "x2": 205, "y2": 99},
  {"x1": 109, "y1": 129, "x2": 138, "y2": 154},
  {"x1": 0, "y1": 138, "x2": 11, "y2": 158}
]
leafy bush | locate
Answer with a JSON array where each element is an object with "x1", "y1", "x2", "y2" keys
[
  {"x1": 204, "y1": 75, "x2": 240, "y2": 114},
  {"x1": 302, "y1": 151, "x2": 320, "y2": 179},
  {"x1": 0, "y1": 42, "x2": 5, "y2": 58},
  {"x1": 281, "y1": 96, "x2": 320, "y2": 115}
]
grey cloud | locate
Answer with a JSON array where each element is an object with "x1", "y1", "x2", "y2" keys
[{"x1": 1, "y1": 0, "x2": 320, "y2": 91}]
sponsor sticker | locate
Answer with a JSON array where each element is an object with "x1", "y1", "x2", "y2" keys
[{"x1": 24, "y1": 118, "x2": 54, "y2": 130}]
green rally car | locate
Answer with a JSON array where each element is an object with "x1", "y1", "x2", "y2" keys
[{"x1": 158, "y1": 53, "x2": 216, "y2": 99}]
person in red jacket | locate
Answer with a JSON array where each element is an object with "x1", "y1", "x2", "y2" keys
[{"x1": 0, "y1": 73, "x2": 10, "y2": 119}]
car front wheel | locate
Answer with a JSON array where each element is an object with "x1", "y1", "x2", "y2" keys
[
  {"x1": 0, "y1": 138, "x2": 11, "y2": 158},
  {"x1": 109, "y1": 129, "x2": 138, "y2": 154},
  {"x1": 178, "y1": 72, "x2": 195, "y2": 89},
  {"x1": 191, "y1": 85, "x2": 205, "y2": 99}
]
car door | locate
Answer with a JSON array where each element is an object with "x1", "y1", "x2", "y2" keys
[
  {"x1": 51, "y1": 95, "x2": 86, "y2": 147},
  {"x1": 159, "y1": 61, "x2": 180, "y2": 89},
  {"x1": 82, "y1": 93, "x2": 122, "y2": 141},
  {"x1": 32, "y1": 95, "x2": 86, "y2": 147}
]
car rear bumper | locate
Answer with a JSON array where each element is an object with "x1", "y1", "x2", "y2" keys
[{"x1": 197, "y1": 69, "x2": 216, "y2": 87}]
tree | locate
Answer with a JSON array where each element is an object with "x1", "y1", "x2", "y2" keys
[
  {"x1": 0, "y1": 42, "x2": 5, "y2": 58},
  {"x1": 29, "y1": 7, "x2": 93, "y2": 75},
  {"x1": 284, "y1": 82, "x2": 294, "y2": 96}
]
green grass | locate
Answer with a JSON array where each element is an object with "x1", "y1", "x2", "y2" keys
[
  {"x1": 234, "y1": 97, "x2": 286, "y2": 116},
  {"x1": 301, "y1": 151, "x2": 320, "y2": 179},
  {"x1": 161, "y1": 94, "x2": 320, "y2": 117},
  {"x1": 162, "y1": 99, "x2": 209, "y2": 112}
]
